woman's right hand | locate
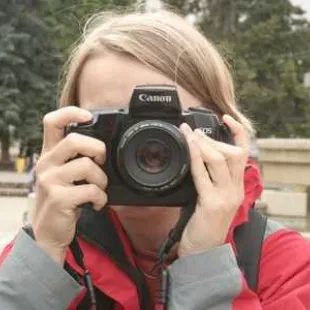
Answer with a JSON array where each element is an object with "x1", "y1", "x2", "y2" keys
[{"x1": 33, "y1": 106, "x2": 108, "y2": 265}]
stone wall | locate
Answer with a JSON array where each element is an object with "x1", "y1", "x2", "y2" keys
[
  {"x1": 257, "y1": 139, "x2": 310, "y2": 217},
  {"x1": 257, "y1": 139, "x2": 310, "y2": 186}
]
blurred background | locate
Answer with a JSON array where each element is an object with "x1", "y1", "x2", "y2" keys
[{"x1": 1, "y1": 0, "x2": 310, "y2": 251}]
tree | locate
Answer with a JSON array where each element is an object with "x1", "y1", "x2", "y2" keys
[
  {"x1": 162, "y1": 0, "x2": 310, "y2": 137},
  {"x1": 232, "y1": 0, "x2": 310, "y2": 137},
  {"x1": 0, "y1": 18, "x2": 22, "y2": 163},
  {"x1": 0, "y1": 1, "x2": 58, "y2": 164},
  {"x1": 0, "y1": 0, "x2": 136, "y2": 165}
]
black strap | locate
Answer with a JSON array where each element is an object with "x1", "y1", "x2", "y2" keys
[
  {"x1": 157, "y1": 200, "x2": 196, "y2": 266},
  {"x1": 233, "y1": 208, "x2": 267, "y2": 292},
  {"x1": 154, "y1": 201, "x2": 196, "y2": 309},
  {"x1": 76, "y1": 206, "x2": 151, "y2": 309},
  {"x1": 63, "y1": 262, "x2": 115, "y2": 310}
]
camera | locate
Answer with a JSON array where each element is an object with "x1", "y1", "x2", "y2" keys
[{"x1": 66, "y1": 85, "x2": 231, "y2": 207}]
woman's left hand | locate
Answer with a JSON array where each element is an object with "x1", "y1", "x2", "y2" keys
[{"x1": 178, "y1": 115, "x2": 249, "y2": 257}]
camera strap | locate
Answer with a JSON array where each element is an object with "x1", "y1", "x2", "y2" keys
[
  {"x1": 69, "y1": 233, "x2": 97, "y2": 310},
  {"x1": 155, "y1": 200, "x2": 196, "y2": 309},
  {"x1": 69, "y1": 201, "x2": 196, "y2": 310}
]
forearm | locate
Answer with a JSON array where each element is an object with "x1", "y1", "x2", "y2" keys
[{"x1": 0, "y1": 230, "x2": 82, "y2": 310}]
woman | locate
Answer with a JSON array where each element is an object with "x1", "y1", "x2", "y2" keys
[{"x1": 1, "y1": 9, "x2": 310, "y2": 310}]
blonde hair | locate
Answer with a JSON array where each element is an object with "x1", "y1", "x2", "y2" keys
[{"x1": 59, "y1": 9, "x2": 253, "y2": 134}]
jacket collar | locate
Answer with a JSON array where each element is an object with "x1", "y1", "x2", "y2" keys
[
  {"x1": 231, "y1": 159, "x2": 263, "y2": 228},
  {"x1": 73, "y1": 207, "x2": 150, "y2": 309}
]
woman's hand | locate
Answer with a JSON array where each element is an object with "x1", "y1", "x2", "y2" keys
[
  {"x1": 178, "y1": 115, "x2": 249, "y2": 257},
  {"x1": 33, "y1": 106, "x2": 108, "y2": 265}
]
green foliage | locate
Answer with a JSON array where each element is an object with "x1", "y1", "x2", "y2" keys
[
  {"x1": 163, "y1": 0, "x2": 310, "y2": 137},
  {"x1": 0, "y1": 1, "x2": 60, "y2": 160},
  {"x1": 0, "y1": 0, "x2": 135, "y2": 162}
]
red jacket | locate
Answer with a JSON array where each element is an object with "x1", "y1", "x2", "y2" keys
[{"x1": 1, "y1": 161, "x2": 310, "y2": 309}]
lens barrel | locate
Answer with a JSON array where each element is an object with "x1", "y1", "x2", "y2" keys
[{"x1": 117, "y1": 120, "x2": 190, "y2": 192}]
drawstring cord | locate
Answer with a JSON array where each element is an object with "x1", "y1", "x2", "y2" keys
[
  {"x1": 154, "y1": 201, "x2": 196, "y2": 309},
  {"x1": 70, "y1": 233, "x2": 97, "y2": 310},
  {"x1": 69, "y1": 200, "x2": 196, "y2": 310}
]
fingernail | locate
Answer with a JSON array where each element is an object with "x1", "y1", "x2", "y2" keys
[
  {"x1": 81, "y1": 110, "x2": 93, "y2": 120},
  {"x1": 180, "y1": 123, "x2": 192, "y2": 133}
]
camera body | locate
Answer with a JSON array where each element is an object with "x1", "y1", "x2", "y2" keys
[{"x1": 66, "y1": 85, "x2": 231, "y2": 207}]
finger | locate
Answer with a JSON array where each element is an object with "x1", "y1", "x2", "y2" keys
[
  {"x1": 194, "y1": 129, "x2": 247, "y2": 180},
  {"x1": 59, "y1": 157, "x2": 108, "y2": 190},
  {"x1": 222, "y1": 115, "x2": 249, "y2": 152},
  {"x1": 191, "y1": 129, "x2": 231, "y2": 186},
  {"x1": 42, "y1": 106, "x2": 93, "y2": 154},
  {"x1": 180, "y1": 123, "x2": 212, "y2": 192},
  {"x1": 64, "y1": 184, "x2": 107, "y2": 211},
  {"x1": 44, "y1": 133, "x2": 106, "y2": 167}
]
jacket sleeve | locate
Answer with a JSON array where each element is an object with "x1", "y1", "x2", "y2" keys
[
  {"x1": 0, "y1": 229, "x2": 82, "y2": 310},
  {"x1": 167, "y1": 220, "x2": 310, "y2": 310},
  {"x1": 257, "y1": 221, "x2": 310, "y2": 310},
  {"x1": 167, "y1": 243, "x2": 254, "y2": 310}
]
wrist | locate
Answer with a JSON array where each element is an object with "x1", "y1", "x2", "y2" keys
[
  {"x1": 178, "y1": 237, "x2": 226, "y2": 258},
  {"x1": 36, "y1": 241, "x2": 67, "y2": 265},
  {"x1": 178, "y1": 246, "x2": 212, "y2": 258}
]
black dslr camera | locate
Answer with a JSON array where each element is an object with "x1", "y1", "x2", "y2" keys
[{"x1": 66, "y1": 85, "x2": 231, "y2": 207}]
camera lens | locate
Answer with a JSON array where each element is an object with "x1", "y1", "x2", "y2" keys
[
  {"x1": 117, "y1": 120, "x2": 190, "y2": 192},
  {"x1": 136, "y1": 139, "x2": 170, "y2": 174}
]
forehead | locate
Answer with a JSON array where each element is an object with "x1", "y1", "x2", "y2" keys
[{"x1": 78, "y1": 52, "x2": 202, "y2": 110}]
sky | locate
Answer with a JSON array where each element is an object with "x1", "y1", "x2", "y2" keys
[{"x1": 291, "y1": 0, "x2": 310, "y2": 19}]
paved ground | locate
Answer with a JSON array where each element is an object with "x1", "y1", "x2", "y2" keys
[
  {"x1": 0, "y1": 171, "x2": 28, "y2": 183},
  {"x1": 0, "y1": 171, "x2": 29, "y2": 252},
  {"x1": 0, "y1": 197, "x2": 28, "y2": 252}
]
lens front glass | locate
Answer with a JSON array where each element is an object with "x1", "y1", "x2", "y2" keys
[
  {"x1": 136, "y1": 139, "x2": 170, "y2": 174},
  {"x1": 117, "y1": 120, "x2": 190, "y2": 192}
]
